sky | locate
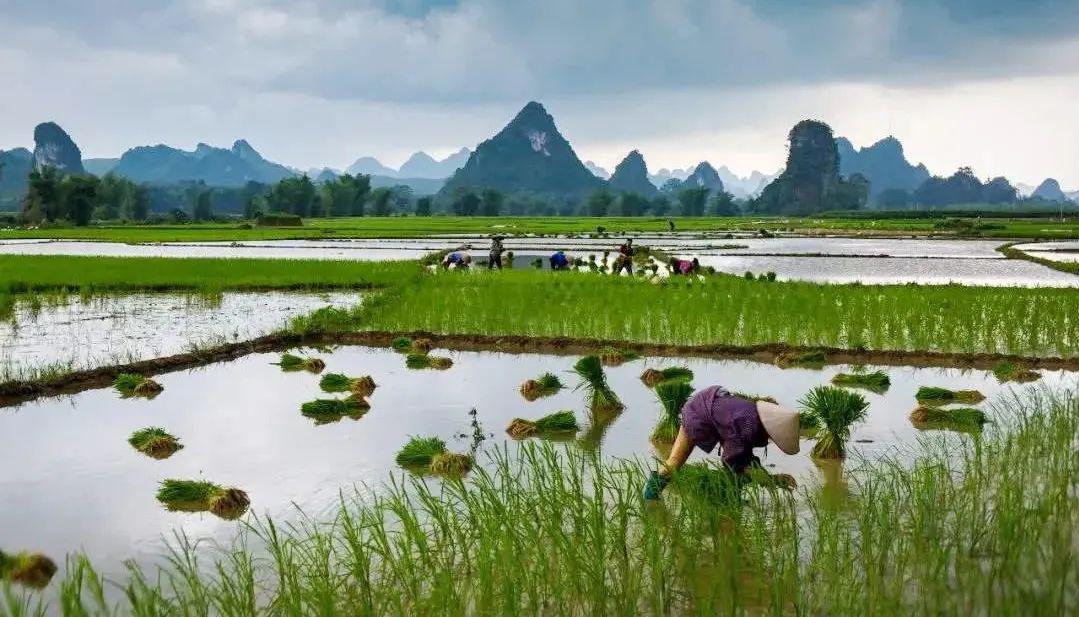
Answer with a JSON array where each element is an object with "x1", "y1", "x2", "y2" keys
[{"x1": 2, "y1": 0, "x2": 1078, "y2": 187}]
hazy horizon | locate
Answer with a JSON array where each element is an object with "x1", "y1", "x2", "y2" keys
[{"x1": 2, "y1": 1, "x2": 1078, "y2": 187}]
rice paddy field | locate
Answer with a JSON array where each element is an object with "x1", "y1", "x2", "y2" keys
[{"x1": 0, "y1": 226, "x2": 1076, "y2": 614}]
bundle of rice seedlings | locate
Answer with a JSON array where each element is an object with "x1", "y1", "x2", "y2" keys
[
  {"x1": 598, "y1": 347, "x2": 639, "y2": 366},
  {"x1": 573, "y1": 355, "x2": 624, "y2": 412},
  {"x1": 351, "y1": 375, "x2": 377, "y2": 396},
  {"x1": 832, "y1": 370, "x2": 891, "y2": 393},
  {"x1": 391, "y1": 336, "x2": 413, "y2": 351},
  {"x1": 651, "y1": 378, "x2": 694, "y2": 443},
  {"x1": 429, "y1": 452, "x2": 474, "y2": 476},
  {"x1": 157, "y1": 479, "x2": 249, "y2": 519},
  {"x1": 0, "y1": 550, "x2": 57, "y2": 589},
  {"x1": 669, "y1": 462, "x2": 746, "y2": 509},
  {"x1": 506, "y1": 411, "x2": 579, "y2": 439},
  {"x1": 300, "y1": 396, "x2": 369, "y2": 423},
  {"x1": 114, "y1": 373, "x2": 163, "y2": 398},
  {"x1": 640, "y1": 366, "x2": 694, "y2": 387},
  {"x1": 910, "y1": 405, "x2": 988, "y2": 432},
  {"x1": 798, "y1": 411, "x2": 821, "y2": 437},
  {"x1": 429, "y1": 356, "x2": 453, "y2": 369},
  {"x1": 519, "y1": 372, "x2": 563, "y2": 400},
  {"x1": 992, "y1": 361, "x2": 1040, "y2": 383},
  {"x1": 128, "y1": 427, "x2": 183, "y2": 459},
  {"x1": 915, "y1": 386, "x2": 985, "y2": 405},
  {"x1": 276, "y1": 353, "x2": 325, "y2": 373},
  {"x1": 319, "y1": 373, "x2": 353, "y2": 393},
  {"x1": 412, "y1": 338, "x2": 433, "y2": 354},
  {"x1": 799, "y1": 385, "x2": 869, "y2": 460},
  {"x1": 395, "y1": 436, "x2": 447, "y2": 468},
  {"x1": 775, "y1": 350, "x2": 827, "y2": 368},
  {"x1": 405, "y1": 353, "x2": 430, "y2": 369}
]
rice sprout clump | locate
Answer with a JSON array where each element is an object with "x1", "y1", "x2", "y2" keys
[
  {"x1": 640, "y1": 366, "x2": 694, "y2": 388},
  {"x1": 915, "y1": 387, "x2": 985, "y2": 405},
  {"x1": 429, "y1": 452, "x2": 473, "y2": 476},
  {"x1": 395, "y1": 436, "x2": 448, "y2": 468},
  {"x1": 573, "y1": 355, "x2": 624, "y2": 412},
  {"x1": 910, "y1": 406, "x2": 988, "y2": 432},
  {"x1": 114, "y1": 373, "x2": 164, "y2": 398},
  {"x1": 507, "y1": 411, "x2": 579, "y2": 439},
  {"x1": 128, "y1": 427, "x2": 183, "y2": 459},
  {"x1": 651, "y1": 379, "x2": 694, "y2": 443},
  {"x1": 156, "y1": 479, "x2": 250, "y2": 520},
  {"x1": 832, "y1": 370, "x2": 891, "y2": 393},
  {"x1": 520, "y1": 373, "x2": 563, "y2": 400},
  {"x1": 799, "y1": 386, "x2": 869, "y2": 459},
  {"x1": 276, "y1": 353, "x2": 325, "y2": 373},
  {"x1": 0, "y1": 550, "x2": 57, "y2": 589}
]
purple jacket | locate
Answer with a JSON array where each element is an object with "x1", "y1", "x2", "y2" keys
[{"x1": 680, "y1": 385, "x2": 769, "y2": 473}]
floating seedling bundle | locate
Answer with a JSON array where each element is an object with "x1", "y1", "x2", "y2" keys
[
  {"x1": 300, "y1": 396, "x2": 370, "y2": 424},
  {"x1": 114, "y1": 373, "x2": 163, "y2": 398},
  {"x1": 412, "y1": 338, "x2": 433, "y2": 354},
  {"x1": 406, "y1": 353, "x2": 454, "y2": 370},
  {"x1": 992, "y1": 361, "x2": 1040, "y2": 384},
  {"x1": 157, "y1": 479, "x2": 250, "y2": 520},
  {"x1": 506, "y1": 411, "x2": 579, "y2": 439},
  {"x1": 319, "y1": 373, "x2": 378, "y2": 396},
  {"x1": 519, "y1": 372, "x2": 563, "y2": 400},
  {"x1": 276, "y1": 353, "x2": 325, "y2": 373},
  {"x1": 573, "y1": 355, "x2": 624, "y2": 412},
  {"x1": 799, "y1": 385, "x2": 869, "y2": 460},
  {"x1": 128, "y1": 427, "x2": 183, "y2": 459},
  {"x1": 832, "y1": 370, "x2": 891, "y2": 393},
  {"x1": 429, "y1": 452, "x2": 474, "y2": 476},
  {"x1": 651, "y1": 378, "x2": 694, "y2": 443},
  {"x1": 915, "y1": 387, "x2": 985, "y2": 405},
  {"x1": 395, "y1": 436, "x2": 447, "y2": 469},
  {"x1": 0, "y1": 549, "x2": 57, "y2": 589},
  {"x1": 598, "y1": 347, "x2": 639, "y2": 367},
  {"x1": 775, "y1": 350, "x2": 827, "y2": 369},
  {"x1": 910, "y1": 406, "x2": 988, "y2": 433},
  {"x1": 640, "y1": 366, "x2": 694, "y2": 388}
]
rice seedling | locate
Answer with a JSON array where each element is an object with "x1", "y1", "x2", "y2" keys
[
  {"x1": 910, "y1": 405, "x2": 988, "y2": 432},
  {"x1": 992, "y1": 360, "x2": 1040, "y2": 383},
  {"x1": 429, "y1": 452, "x2": 474, "y2": 476},
  {"x1": 573, "y1": 355, "x2": 624, "y2": 412},
  {"x1": 411, "y1": 338, "x2": 433, "y2": 354},
  {"x1": 639, "y1": 366, "x2": 694, "y2": 387},
  {"x1": 915, "y1": 386, "x2": 986, "y2": 405},
  {"x1": 113, "y1": 373, "x2": 164, "y2": 398},
  {"x1": 506, "y1": 410, "x2": 579, "y2": 439},
  {"x1": 300, "y1": 396, "x2": 370, "y2": 424},
  {"x1": 650, "y1": 378, "x2": 694, "y2": 443},
  {"x1": 832, "y1": 370, "x2": 891, "y2": 393},
  {"x1": 598, "y1": 346, "x2": 638, "y2": 366},
  {"x1": 775, "y1": 350, "x2": 827, "y2": 368},
  {"x1": 394, "y1": 436, "x2": 447, "y2": 468},
  {"x1": 318, "y1": 372, "x2": 353, "y2": 392},
  {"x1": 351, "y1": 375, "x2": 377, "y2": 396},
  {"x1": 799, "y1": 385, "x2": 869, "y2": 459},
  {"x1": 405, "y1": 353, "x2": 453, "y2": 369},
  {"x1": 391, "y1": 336, "x2": 413, "y2": 351},
  {"x1": 0, "y1": 549, "x2": 57, "y2": 589},
  {"x1": 156, "y1": 479, "x2": 250, "y2": 519},
  {"x1": 798, "y1": 410, "x2": 821, "y2": 437},
  {"x1": 128, "y1": 427, "x2": 183, "y2": 459},
  {"x1": 668, "y1": 462, "x2": 746, "y2": 510},
  {"x1": 519, "y1": 372, "x2": 563, "y2": 400},
  {"x1": 276, "y1": 353, "x2": 325, "y2": 373}
]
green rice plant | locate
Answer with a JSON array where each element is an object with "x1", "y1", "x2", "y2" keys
[
  {"x1": 573, "y1": 355, "x2": 624, "y2": 412},
  {"x1": 799, "y1": 385, "x2": 869, "y2": 459},
  {"x1": 992, "y1": 361, "x2": 1040, "y2": 383},
  {"x1": 276, "y1": 353, "x2": 325, "y2": 373},
  {"x1": 651, "y1": 378, "x2": 694, "y2": 443},
  {"x1": 598, "y1": 346, "x2": 638, "y2": 366},
  {"x1": 156, "y1": 479, "x2": 250, "y2": 519},
  {"x1": 910, "y1": 405, "x2": 988, "y2": 432},
  {"x1": 640, "y1": 366, "x2": 693, "y2": 387},
  {"x1": 406, "y1": 353, "x2": 453, "y2": 370},
  {"x1": 799, "y1": 410, "x2": 821, "y2": 437},
  {"x1": 319, "y1": 373, "x2": 353, "y2": 393},
  {"x1": 411, "y1": 338, "x2": 433, "y2": 354},
  {"x1": 429, "y1": 452, "x2": 474, "y2": 476},
  {"x1": 128, "y1": 427, "x2": 183, "y2": 459},
  {"x1": 519, "y1": 372, "x2": 563, "y2": 400},
  {"x1": 113, "y1": 373, "x2": 163, "y2": 398},
  {"x1": 300, "y1": 396, "x2": 369, "y2": 424},
  {"x1": 391, "y1": 336, "x2": 413, "y2": 351},
  {"x1": 506, "y1": 411, "x2": 579, "y2": 439},
  {"x1": 668, "y1": 462, "x2": 746, "y2": 510},
  {"x1": 915, "y1": 386, "x2": 986, "y2": 405},
  {"x1": 832, "y1": 370, "x2": 891, "y2": 393},
  {"x1": 775, "y1": 350, "x2": 827, "y2": 368},
  {"x1": 0, "y1": 549, "x2": 57, "y2": 589},
  {"x1": 395, "y1": 436, "x2": 447, "y2": 468}
]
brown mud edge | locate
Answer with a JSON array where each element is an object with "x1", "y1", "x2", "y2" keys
[{"x1": 2, "y1": 330, "x2": 1076, "y2": 407}]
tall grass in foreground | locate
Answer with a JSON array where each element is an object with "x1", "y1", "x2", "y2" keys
[
  {"x1": 358, "y1": 270, "x2": 1079, "y2": 356},
  {"x1": 9, "y1": 388, "x2": 1075, "y2": 615}
]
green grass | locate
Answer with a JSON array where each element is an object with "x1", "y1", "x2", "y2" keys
[
  {"x1": 799, "y1": 385, "x2": 870, "y2": 459},
  {"x1": 916, "y1": 386, "x2": 986, "y2": 405},
  {"x1": 832, "y1": 370, "x2": 891, "y2": 393},
  {"x1": 394, "y1": 436, "x2": 447, "y2": 467},
  {"x1": 26, "y1": 387, "x2": 1078, "y2": 614},
  {"x1": 127, "y1": 427, "x2": 182, "y2": 458},
  {"x1": 356, "y1": 269, "x2": 1079, "y2": 357}
]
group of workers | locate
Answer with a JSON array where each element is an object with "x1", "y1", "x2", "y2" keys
[{"x1": 442, "y1": 236, "x2": 701, "y2": 276}]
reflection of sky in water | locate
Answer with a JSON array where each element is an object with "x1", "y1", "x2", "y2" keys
[
  {"x1": 0, "y1": 291, "x2": 360, "y2": 378},
  {"x1": 0, "y1": 345, "x2": 1073, "y2": 581}
]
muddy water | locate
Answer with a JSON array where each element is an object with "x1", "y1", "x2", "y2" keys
[
  {"x1": 0, "y1": 291, "x2": 361, "y2": 380},
  {"x1": 0, "y1": 344, "x2": 1073, "y2": 580}
]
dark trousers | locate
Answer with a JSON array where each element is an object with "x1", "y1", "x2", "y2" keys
[{"x1": 488, "y1": 254, "x2": 502, "y2": 269}]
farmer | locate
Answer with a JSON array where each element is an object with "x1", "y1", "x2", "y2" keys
[
  {"x1": 549, "y1": 250, "x2": 571, "y2": 271},
  {"x1": 669, "y1": 257, "x2": 700, "y2": 275},
  {"x1": 667, "y1": 218, "x2": 676, "y2": 232},
  {"x1": 644, "y1": 385, "x2": 800, "y2": 500},
  {"x1": 613, "y1": 238, "x2": 635, "y2": 275},
  {"x1": 441, "y1": 252, "x2": 472, "y2": 269},
  {"x1": 488, "y1": 236, "x2": 506, "y2": 270}
]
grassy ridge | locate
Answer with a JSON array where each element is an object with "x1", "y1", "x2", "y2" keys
[
  {"x1": 16, "y1": 388, "x2": 1076, "y2": 614},
  {"x1": 2, "y1": 214, "x2": 1078, "y2": 241},
  {"x1": 0, "y1": 255, "x2": 418, "y2": 292},
  {"x1": 358, "y1": 270, "x2": 1079, "y2": 357}
]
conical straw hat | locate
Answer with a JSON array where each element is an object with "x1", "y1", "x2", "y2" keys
[{"x1": 756, "y1": 401, "x2": 800, "y2": 455}]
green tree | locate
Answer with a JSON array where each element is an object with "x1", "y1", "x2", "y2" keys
[
  {"x1": 24, "y1": 165, "x2": 61, "y2": 223},
  {"x1": 480, "y1": 188, "x2": 504, "y2": 216},
  {"x1": 370, "y1": 187, "x2": 394, "y2": 216},
  {"x1": 63, "y1": 175, "x2": 99, "y2": 226},
  {"x1": 192, "y1": 190, "x2": 214, "y2": 221},
  {"x1": 708, "y1": 191, "x2": 739, "y2": 216},
  {"x1": 677, "y1": 186, "x2": 710, "y2": 216},
  {"x1": 617, "y1": 193, "x2": 649, "y2": 216},
  {"x1": 415, "y1": 196, "x2": 433, "y2": 216},
  {"x1": 265, "y1": 175, "x2": 317, "y2": 217},
  {"x1": 452, "y1": 189, "x2": 481, "y2": 216},
  {"x1": 650, "y1": 196, "x2": 671, "y2": 216},
  {"x1": 586, "y1": 190, "x2": 613, "y2": 217}
]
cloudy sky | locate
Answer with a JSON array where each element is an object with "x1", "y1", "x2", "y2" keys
[{"x1": 2, "y1": 0, "x2": 1078, "y2": 186}]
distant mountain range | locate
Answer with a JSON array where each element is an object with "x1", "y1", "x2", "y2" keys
[
  {"x1": 835, "y1": 136, "x2": 930, "y2": 197},
  {"x1": 346, "y1": 148, "x2": 471, "y2": 180}
]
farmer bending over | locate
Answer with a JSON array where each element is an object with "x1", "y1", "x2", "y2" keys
[
  {"x1": 669, "y1": 257, "x2": 700, "y2": 275},
  {"x1": 549, "y1": 250, "x2": 571, "y2": 271},
  {"x1": 488, "y1": 236, "x2": 506, "y2": 270},
  {"x1": 613, "y1": 238, "x2": 635, "y2": 275},
  {"x1": 644, "y1": 385, "x2": 799, "y2": 500},
  {"x1": 442, "y1": 252, "x2": 472, "y2": 269}
]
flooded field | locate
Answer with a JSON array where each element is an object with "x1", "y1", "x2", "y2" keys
[
  {"x1": 1012, "y1": 240, "x2": 1079, "y2": 264},
  {"x1": 0, "y1": 344, "x2": 1070, "y2": 580},
  {"x1": 0, "y1": 291, "x2": 360, "y2": 380}
]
